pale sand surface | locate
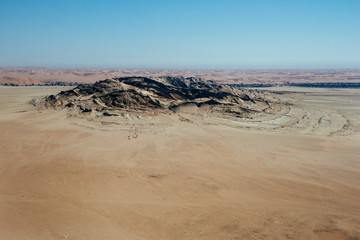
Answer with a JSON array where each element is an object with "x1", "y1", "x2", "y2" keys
[{"x1": 1, "y1": 86, "x2": 360, "y2": 239}]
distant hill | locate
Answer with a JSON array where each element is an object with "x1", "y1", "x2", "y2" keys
[{"x1": 37, "y1": 76, "x2": 274, "y2": 119}]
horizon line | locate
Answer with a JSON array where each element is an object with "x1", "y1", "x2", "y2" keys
[{"x1": 1, "y1": 66, "x2": 359, "y2": 71}]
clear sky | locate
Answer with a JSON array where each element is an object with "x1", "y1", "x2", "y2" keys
[{"x1": 0, "y1": 0, "x2": 359, "y2": 69}]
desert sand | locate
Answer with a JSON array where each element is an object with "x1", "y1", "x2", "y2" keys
[
  {"x1": 1, "y1": 67, "x2": 360, "y2": 85},
  {"x1": 1, "y1": 85, "x2": 360, "y2": 240}
]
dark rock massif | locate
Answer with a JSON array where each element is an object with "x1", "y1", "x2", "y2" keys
[{"x1": 41, "y1": 76, "x2": 274, "y2": 118}]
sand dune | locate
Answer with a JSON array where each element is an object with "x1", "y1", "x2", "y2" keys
[
  {"x1": 1, "y1": 86, "x2": 360, "y2": 239},
  {"x1": 1, "y1": 68, "x2": 360, "y2": 85}
]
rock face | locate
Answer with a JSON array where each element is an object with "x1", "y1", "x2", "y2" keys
[{"x1": 41, "y1": 76, "x2": 271, "y2": 118}]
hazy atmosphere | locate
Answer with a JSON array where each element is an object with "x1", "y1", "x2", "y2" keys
[
  {"x1": 1, "y1": 1, "x2": 360, "y2": 240},
  {"x1": 1, "y1": 0, "x2": 359, "y2": 68}
]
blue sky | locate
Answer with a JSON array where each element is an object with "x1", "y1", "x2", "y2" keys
[{"x1": 0, "y1": 0, "x2": 359, "y2": 69}]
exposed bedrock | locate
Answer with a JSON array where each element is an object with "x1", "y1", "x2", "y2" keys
[{"x1": 40, "y1": 76, "x2": 274, "y2": 117}]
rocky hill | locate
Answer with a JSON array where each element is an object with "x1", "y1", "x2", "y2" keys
[{"x1": 39, "y1": 76, "x2": 276, "y2": 119}]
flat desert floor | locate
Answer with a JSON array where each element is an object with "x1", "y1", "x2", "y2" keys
[{"x1": 1, "y1": 86, "x2": 360, "y2": 240}]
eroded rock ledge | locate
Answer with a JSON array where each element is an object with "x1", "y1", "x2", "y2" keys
[{"x1": 37, "y1": 76, "x2": 278, "y2": 119}]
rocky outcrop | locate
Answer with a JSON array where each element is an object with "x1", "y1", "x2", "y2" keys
[{"x1": 41, "y1": 76, "x2": 272, "y2": 118}]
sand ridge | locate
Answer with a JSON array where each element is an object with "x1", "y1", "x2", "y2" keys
[{"x1": 1, "y1": 68, "x2": 360, "y2": 85}]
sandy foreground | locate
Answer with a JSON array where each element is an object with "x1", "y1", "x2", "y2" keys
[{"x1": 0, "y1": 86, "x2": 360, "y2": 240}]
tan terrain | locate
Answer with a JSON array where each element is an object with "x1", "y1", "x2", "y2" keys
[
  {"x1": 0, "y1": 85, "x2": 360, "y2": 240},
  {"x1": 1, "y1": 68, "x2": 360, "y2": 85}
]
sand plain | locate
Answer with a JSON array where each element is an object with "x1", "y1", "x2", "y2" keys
[
  {"x1": 1, "y1": 68, "x2": 360, "y2": 85},
  {"x1": 0, "y1": 86, "x2": 360, "y2": 240}
]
